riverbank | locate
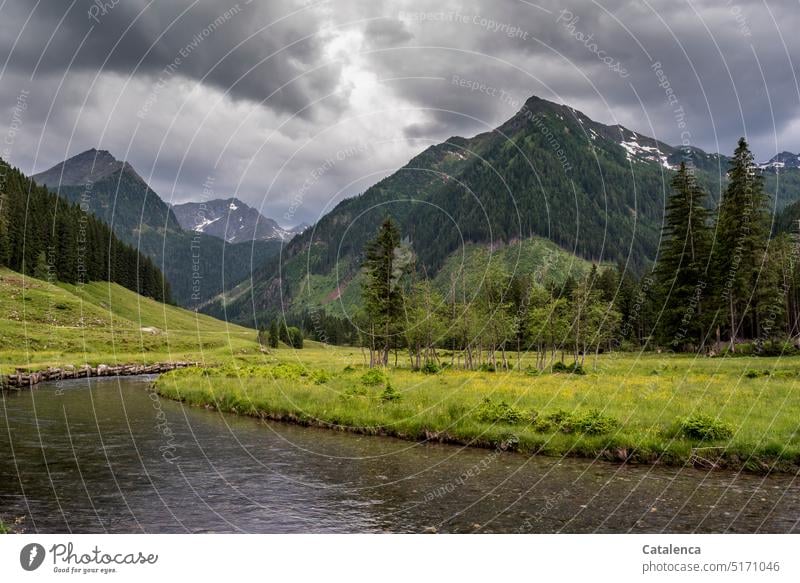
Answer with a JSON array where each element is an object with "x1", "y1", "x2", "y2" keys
[
  {"x1": 1, "y1": 361, "x2": 197, "y2": 390},
  {"x1": 152, "y1": 352, "x2": 800, "y2": 474}
]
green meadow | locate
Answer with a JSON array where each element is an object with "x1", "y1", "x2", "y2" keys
[
  {"x1": 154, "y1": 347, "x2": 800, "y2": 473},
  {"x1": 0, "y1": 268, "x2": 258, "y2": 374},
  {"x1": 3, "y1": 267, "x2": 800, "y2": 472}
]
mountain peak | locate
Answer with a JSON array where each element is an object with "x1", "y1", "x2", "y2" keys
[
  {"x1": 171, "y1": 198, "x2": 303, "y2": 243},
  {"x1": 760, "y1": 151, "x2": 800, "y2": 170},
  {"x1": 33, "y1": 148, "x2": 142, "y2": 188}
]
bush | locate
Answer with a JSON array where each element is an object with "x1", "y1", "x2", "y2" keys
[
  {"x1": 270, "y1": 362, "x2": 308, "y2": 380},
  {"x1": 420, "y1": 361, "x2": 441, "y2": 374},
  {"x1": 478, "y1": 363, "x2": 496, "y2": 372},
  {"x1": 680, "y1": 414, "x2": 734, "y2": 441},
  {"x1": 533, "y1": 409, "x2": 619, "y2": 435},
  {"x1": 744, "y1": 369, "x2": 770, "y2": 379},
  {"x1": 311, "y1": 370, "x2": 331, "y2": 384},
  {"x1": 381, "y1": 384, "x2": 402, "y2": 401},
  {"x1": 361, "y1": 368, "x2": 386, "y2": 386},
  {"x1": 475, "y1": 397, "x2": 526, "y2": 425},
  {"x1": 342, "y1": 385, "x2": 368, "y2": 398},
  {"x1": 573, "y1": 409, "x2": 619, "y2": 435},
  {"x1": 551, "y1": 361, "x2": 586, "y2": 375}
]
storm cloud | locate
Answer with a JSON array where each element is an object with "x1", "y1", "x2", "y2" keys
[{"x1": 1, "y1": 0, "x2": 798, "y2": 226}]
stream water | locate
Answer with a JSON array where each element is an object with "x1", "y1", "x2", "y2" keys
[{"x1": 1, "y1": 376, "x2": 797, "y2": 533}]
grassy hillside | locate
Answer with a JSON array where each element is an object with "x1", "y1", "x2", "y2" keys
[{"x1": 0, "y1": 268, "x2": 262, "y2": 374}]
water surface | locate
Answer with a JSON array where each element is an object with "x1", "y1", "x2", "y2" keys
[{"x1": 1, "y1": 376, "x2": 797, "y2": 533}]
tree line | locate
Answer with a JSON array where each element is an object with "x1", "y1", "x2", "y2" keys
[
  {"x1": 0, "y1": 159, "x2": 170, "y2": 302},
  {"x1": 355, "y1": 138, "x2": 800, "y2": 368}
]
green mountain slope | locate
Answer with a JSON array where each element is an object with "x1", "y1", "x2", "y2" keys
[
  {"x1": 0, "y1": 158, "x2": 169, "y2": 302},
  {"x1": 33, "y1": 150, "x2": 280, "y2": 307},
  {"x1": 210, "y1": 95, "x2": 800, "y2": 328}
]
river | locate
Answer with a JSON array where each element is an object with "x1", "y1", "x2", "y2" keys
[{"x1": 1, "y1": 376, "x2": 797, "y2": 533}]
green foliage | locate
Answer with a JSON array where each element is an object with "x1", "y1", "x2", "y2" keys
[
  {"x1": 269, "y1": 320, "x2": 280, "y2": 348},
  {"x1": 475, "y1": 397, "x2": 526, "y2": 425},
  {"x1": 381, "y1": 384, "x2": 402, "y2": 401},
  {"x1": 533, "y1": 409, "x2": 619, "y2": 435},
  {"x1": 361, "y1": 368, "x2": 386, "y2": 386},
  {"x1": 572, "y1": 409, "x2": 620, "y2": 435},
  {"x1": 420, "y1": 361, "x2": 441, "y2": 374},
  {"x1": 680, "y1": 414, "x2": 734, "y2": 441},
  {"x1": 0, "y1": 158, "x2": 170, "y2": 302},
  {"x1": 551, "y1": 361, "x2": 585, "y2": 375}
]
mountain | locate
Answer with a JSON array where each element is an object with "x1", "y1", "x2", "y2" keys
[
  {"x1": 204, "y1": 94, "x2": 800, "y2": 328},
  {"x1": 33, "y1": 149, "x2": 182, "y2": 234},
  {"x1": 760, "y1": 151, "x2": 800, "y2": 170},
  {"x1": 0, "y1": 158, "x2": 169, "y2": 302},
  {"x1": 33, "y1": 150, "x2": 280, "y2": 307},
  {"x1": 172, "y1": 198, "x2": 305, "y2": 243}
]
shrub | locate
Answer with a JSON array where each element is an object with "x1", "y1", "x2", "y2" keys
[
  {"x1": 381, "y1": 384, "x2": 402, "y2": 401},
  {"x1": 361, "y1": 368, "x2": 386, "y2": 386},
  {"x1": 680, "y1": 414, "x2": 734, "y2": 441},
  {"x1": 475, "y1": 397, "x2": 526, "y2": 425},
  {"x1": 533, "y1": 409, "x2": 618, "y2": 435},
  {"x1": 421, "y1": 361, "x2": 441, "y2": 374},
  {"x1": 270, "y1": 362, "x2": 308, "y2": 380},
  {"x1": 342, "y1": 385, "x2": 368, "y2": 398},
  {"x1": 478, "y1": 363, "x2": 496, "y2": 372},
  {"x1": 573, "y1": 409, "x2": 619, "y2": 435},
  {"x1": 744, "y1": 369, "x2": 770, "y2": 379},
  {"x1": 551, "y1": 362, "x2": 585, "y2": 375},
  {"x1": 311, "y1": 370, "x2": 331, "y2": 384}
]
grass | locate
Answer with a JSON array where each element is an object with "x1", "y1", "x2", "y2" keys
[
  {"x1": 153, "y1": 347, "x2": 800, "y2": 473},
  {"x1": 4, "y1": 267, "x2": 800, "y2": 472},
  {"x1": 0, "y1": 268, "x2": 262, "y2": 374}
]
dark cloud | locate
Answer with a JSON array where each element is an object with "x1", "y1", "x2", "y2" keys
[
  {"x1": 1, "y1": 0, "x2": 799, "y2": 227},
  {"x1": 0, "y1": 0, "x2": 341, "y2": 116}
]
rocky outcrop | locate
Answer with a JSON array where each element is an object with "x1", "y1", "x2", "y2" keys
[{"x1": 1, "y1": 361, "x2": 197, "y2": 390}]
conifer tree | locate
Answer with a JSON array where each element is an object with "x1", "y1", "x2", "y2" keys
[
  {"x1": 713, "y1": 138, "x2": 770, "y2": 351},
  {"x1": 655, "y1": 162, "x2": 712, "y2": 350},
  {"x1": 361, "y1": 218, "x2": 411, "y2": 366}
]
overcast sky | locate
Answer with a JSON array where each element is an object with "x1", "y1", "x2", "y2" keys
[{"x1": 2, "y1": 0, "x2": 799, "y2": 226}]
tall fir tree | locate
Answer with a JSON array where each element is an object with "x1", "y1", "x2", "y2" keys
[
  {"x1": 713, "y1": 138, "x2": 770, "y2": 351},
  {"x1": 361, "y1": 218, "x2": 411, "y2": 366},
  {"x1": 655, "y1": 162, "x2": 712, "y2": 350}
]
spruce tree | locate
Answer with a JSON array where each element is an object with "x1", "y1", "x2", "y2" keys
[
  {"x1": 361, "y1": 218, "x2": 410, "y2": 366},
  {"x1": 655, "y1": 162, "x2": 712, "y2": 350},
  {"x1": 269, "y1": 320, "x2": 279, "y2": 348},
  {"x1": 713, "y1": 138, "x2": 770, "y2": 351}
]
